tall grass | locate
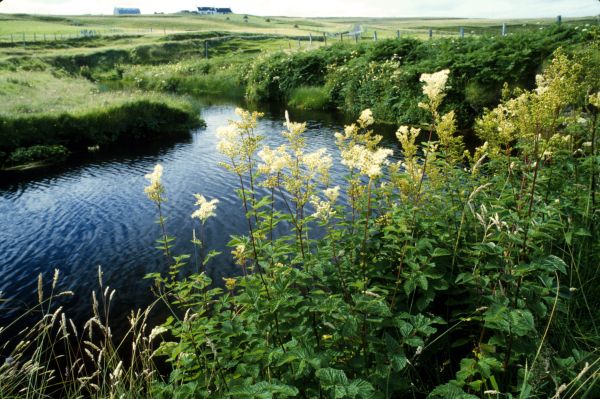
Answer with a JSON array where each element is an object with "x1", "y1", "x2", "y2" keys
[
  {"x1": 0, "y1": 268, "x2": 161, "y2": 399},
  {"x1": 287, "y1": 86, "x2": 330, "y2": 110}
]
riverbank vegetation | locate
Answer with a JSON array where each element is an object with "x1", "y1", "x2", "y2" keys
[
  {"x1": 1, "y1": 14, "x2": 596, "y2": 169},
  {"x1": 1, "y1": 49, "x2": 598, "y2": 398},
  {"x1": 0, "y1": 70, "x2": 202, "y2": 168},
  {"x1": 115, "y1": 24, "x2": 597, "y2": 131}
]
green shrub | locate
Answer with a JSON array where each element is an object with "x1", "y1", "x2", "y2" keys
[
  {"x1": 246, "y1": 26, "x2": 594, "y2": 128},
  {"x1": 5, "y1": 144, "x2": 69, "y2": 166}
]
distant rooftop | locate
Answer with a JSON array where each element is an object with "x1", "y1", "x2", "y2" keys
[
  {"x1": 197, "y1": 7, "x2": 233, "y2": 14},
  {"x1": 113, "y1": 7, "x2": 141, "y2": 15}
]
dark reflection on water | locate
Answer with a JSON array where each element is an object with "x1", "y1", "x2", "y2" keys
[{"x1": 0, "y1": 101, "x2": 402, "y2": 338}]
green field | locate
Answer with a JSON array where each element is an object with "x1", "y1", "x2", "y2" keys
[{"x1": 1, "y1": 13, "x2": 597, "y2": 42}]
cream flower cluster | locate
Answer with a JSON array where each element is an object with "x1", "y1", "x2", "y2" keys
[
  {"x1": 358, "y1": 109, "x2": 374, "y2": 127},
  {"x1": 310, "y1": 185, "x2": 341, "y2": 221},
  {"x1": 341, "y1": 144, "x2": 393, "y2": 179},
  {"x1": 418, "y1": 69, "x2": 450, "y2": 112},
  {"x1": 257, "y1": 145, "x2": 290, "y2": 175},
  {"x1": 191, "y1": 194, "x2": 219, "y2": 224},
  {"x1": 420, "y1": 69, "x2": 450, "y2": 102},
  {"x1": 216, "y1": 125, "x2": 241, "y2": 159},
  {"x1": 144, "y1": 164, "x2": 164, "y2": 202},
  {"x1": 303, "y1": 148, "x2": 333, "y2": 179}
]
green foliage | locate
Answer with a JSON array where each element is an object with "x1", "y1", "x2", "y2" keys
[
  {"x1": 2, "y1": 24, "x2": 600, "y2": 399},
  {"x1": 0, "y1": 71, "x2": 202, "y2": 165},
  {"x1": 246, "y1": 26, "x2": 594, "y2": 128},
  {"x1": 287, "y1": 86, "x2": 330, "y2": 110},
  {"x1": 141, "y1": 51, "x2": 600, "y2": 398},
  {"x1": 5, "y1": 144, "x2": 69, "y2": 166},
  {"x1": 121, "y1": 57, "x2": 249, "y2": 97}
]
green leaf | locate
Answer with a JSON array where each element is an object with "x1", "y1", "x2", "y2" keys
[
  {"x1": 316, "y1": 368, "x2": 348, "y2": 388},
  {"x1": 345, "y1": 379, "x2": 375, "y2": 399},
  {"x1": 391, "y1": 354, "x2": 409, "y2": 371},
  {"x1": 428, "y1": 383, "x2": 480, "y2": 399}
]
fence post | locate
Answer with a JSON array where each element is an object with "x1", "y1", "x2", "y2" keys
[
  {"x1": 556, "y1": 15, "x2": 562, "y2": 25},
  {"x1": 397, "y1": 30, "x2": 400, "y2": 39},
  {"x1": 309, "y1": 33, "x2": 312, "y2": 46},
  {"x1": 373, "y1": 31, "x2": 377, "y2": 41},
  {"x1": 428, "y1": 28, "x2": 433, "y2": 39},
  {"x1": 298, "y1": 39, "x2": 301, "y2": 48},
  {"x1": 502, "y1": 23, "x2": 507, "y2": 36},
  {"x1": 323, "y1": 32, "x2": 327, "y2": 45},
  {"x1": 459, "y1": 26, "x2": 464, "y2": 38}
]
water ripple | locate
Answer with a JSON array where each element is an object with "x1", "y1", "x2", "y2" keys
[{"x1": 0, "y1": 103, "x2": 400, "y2": 328}]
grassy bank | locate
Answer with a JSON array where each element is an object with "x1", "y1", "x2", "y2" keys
[{"x1": 0, "y1": 71, "x2": 202, "y2": 167}]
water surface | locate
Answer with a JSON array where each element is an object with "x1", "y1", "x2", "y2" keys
[{"x1": 0, "y1": 103, "x2": 401, "y2": 330}]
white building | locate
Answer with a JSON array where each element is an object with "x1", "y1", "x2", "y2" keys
[{"x1": 197, "y1": 7, "x2": 233, "y2": 15}]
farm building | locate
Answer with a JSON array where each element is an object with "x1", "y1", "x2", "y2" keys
[
  {"x1": 113, "y1": 7, "x2": 141, "y2": 15},
  {"x1": 197, "y1": 7, "x2": 233, "y2": 15}
]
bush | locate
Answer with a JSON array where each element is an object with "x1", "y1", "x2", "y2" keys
[
  {"x1": 5, "y1": 145, "x2": 69, "y2": 166},
  {"x1": 245, "y1": 26, "x2": 594, "y2": 128}
]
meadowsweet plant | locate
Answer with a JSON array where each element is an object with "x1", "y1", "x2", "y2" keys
[{"x1": 147, "y1": 50, "x2": 599, "y2": 399}]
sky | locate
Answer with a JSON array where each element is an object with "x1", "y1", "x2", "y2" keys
[{"x1": 0, "y1": 0, "x2": 598, "y2": 18}]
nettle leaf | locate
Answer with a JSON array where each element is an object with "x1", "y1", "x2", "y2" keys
[
  {"x1": 316, "y1": 367, "x2": 348, "y2": 387},
  {"x1": 509, "y1": 309, "x2": 535, "y2": 336},
  {"x1": 484, "y1": 304, "x2": 510, "y2": 332},
  {"x1": 227, "y1": 381, "x2": 299, "y2": 398},
  {"x1": 403, "y1": 278, "x2": 417, "y2": 296},
  {"x1": 432, "y1": 247, "x2": 452, "y2": 257},
  {"x1": 396, "y1": 319, "x2": 414, "y2": 338},
  {"x1": 478, "y1": 356, "x2": 503, "y2": 378},
  {"x1": 428, "y1": 382, "x2": 480, "y2": 399},
  {"x1": 345, "y1": 379, "x2": 376, "y2": 399},
  {"x1": 391, "y1": 354, "x2": 409, "y2": 371},
  {"x1": 417, "y1": 275, "x2": 429, "y2": 291},
  {"x1": 540, "y1": 255, "x2": 568, "y2": 275}
]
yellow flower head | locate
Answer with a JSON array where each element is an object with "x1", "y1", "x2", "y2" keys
[{"x1": 223, "y1": 278, "x2": 237, "y2": 291}]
